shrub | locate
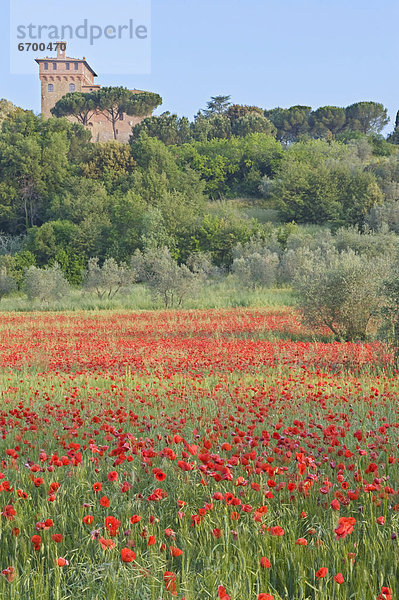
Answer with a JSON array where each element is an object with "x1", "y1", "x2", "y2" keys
[
  {"x1": 0, "y1": 268, "x2": 17, "y2": 299},
  {"x1": 0, "y1": 233, "x2": 25, "y2": 255},
  {"x1": 23, "y1": 263, "x2": 70, "y2": 302},
  {"x1": 333, "y1": 226, "x2": 399, "y2": 258},
  {"x1": 131, "y1": 247, "x2": 199, "y2": 308},
  {"x1": 232, "y1": 250, "x2": 279, "y2": 289},
  {"x1": 185, "y1": 252, "x2": 222, "y2": 280},
  {"x1": 12, "y1": 251, "x2": 37, "y2": 287},
  {"x1": 82, "y1": 257, "x2": 134, "y2": 300},
  {"x1": 366, "y1": 200, "x2": 399, "y2": 233},
  {"x1": 381, "y1": 256, "x2": 399, "y2": 355},
  {"x1": 293, "y1": 248, "x2": 391, "y2": 341}
]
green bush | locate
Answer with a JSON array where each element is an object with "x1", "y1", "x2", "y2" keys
[
  {"x1": 131, "y1": 247, "x2": 199, "y2": 308},
  {"x1": 293, "y1": 248, "x2": 391, "y2": 341},
  {"x1": 23, "y1": 263, "x2": 70, "y2": 302},
  {"x1": 0, "y1": 268, "x2": 17, "y2": 299},
  {"x1": 82, "y1": 257, "x2": 134, "y2": 300}
]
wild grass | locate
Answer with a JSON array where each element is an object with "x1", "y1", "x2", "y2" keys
[{"x1": 0, "y1": 282, "x2": 296, "y2": 313}]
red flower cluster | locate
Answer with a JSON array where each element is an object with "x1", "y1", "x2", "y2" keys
[{"x1": 0, "y1": 309, "x2": 395, "y2": 598}]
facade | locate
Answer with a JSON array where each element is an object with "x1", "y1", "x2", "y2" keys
[{"x1": 36, "y1": 45, "x2": 149, "y2": 142}]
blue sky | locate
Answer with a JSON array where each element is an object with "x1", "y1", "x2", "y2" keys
[{"x1": 1, "y1": 0, "x2": 399, "y2": 132}]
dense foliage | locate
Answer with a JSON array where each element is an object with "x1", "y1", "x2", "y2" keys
[{"x1": 0, "y1": 95, "x2": 399, "y2": 284}]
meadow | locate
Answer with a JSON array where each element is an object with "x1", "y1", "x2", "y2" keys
[{"x1": 0, "y1": 308, "x2": 396, "y2": 600}]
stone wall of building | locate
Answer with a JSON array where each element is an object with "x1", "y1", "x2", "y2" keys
[{"x1": 87, "y1": 113, "x2": 145, "y2": 143}]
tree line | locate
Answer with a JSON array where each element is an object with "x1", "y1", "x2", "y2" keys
[
  {"x1": 0, "y1": 92, "x2": 398, "y2": 286},
  {"x1": 49, "y1": 92, "x2": 397, "y2": 143},
  {"x1": 133, "y1": 96, "x2": 394, "y2": 144}
]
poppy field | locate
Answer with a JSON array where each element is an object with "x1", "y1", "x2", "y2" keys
[{"x1": 0, "y1": 308, "x2": 397, "y2": 600}]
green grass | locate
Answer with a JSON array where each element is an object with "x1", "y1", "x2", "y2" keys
[{"x1": 0, "y1": 282, "x2": 296, "y2": 313}]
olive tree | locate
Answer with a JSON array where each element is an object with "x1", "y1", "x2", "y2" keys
[
  {"x1": 293, "y1": 248, "x2": 390, "y2": 341},
  {"x1": 232, "y1": 246, "x2": 279, "y2": 289},
  {"x1": 24, "y1": 263, "x2": 70, "y2": 302},
  {"x1": 82, "y1": 257, "x2": 134, "y2": 299},
  {"x1": 0, "y1": 268, "x2": 16, "y2": 299},
  {"x1": 131, "y1": 247, "x2": 199, "y2": 308},
  {"x1": 382, "y1": 255, "x2": 399, "y2": 358}
]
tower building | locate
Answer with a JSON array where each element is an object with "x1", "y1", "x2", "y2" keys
[{"x1": 36, "y1": 44, "x2": 151, "y2": 142}]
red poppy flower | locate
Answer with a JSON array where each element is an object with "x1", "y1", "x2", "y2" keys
[
  {"x1": 270, "y1": 526, "x2": 285, "y2": 536},
  {"x1": 130, "y1": 515, "x2": 141, "y2": 524},
  {"x1": 164, "y1": 571, "x2": 177, "y2": 596},
  {"x1": 258, "y1": 595, "x2": 274, "y2": 600},
  {"x1": 92, "y1": 482, "x2": 102, "y2": 492},
  {"x1": 334, "y1": 517, "x2": 356, "y2": 539},
  {"x1": 377, "y1": 587, "x2": 393, "y2": 600},
  {"x1": 155, "y1": 470, "x2": 166, "y2": 481},
  {"x1": 1, "y1": 505, "x2": 16, "y2": 520},
  {"x1": 334, "y1": 573, "x2": 344, "y2": 584},
  {"x1": 31, "y1": 535, "x2": 41, "y2": 551},
  {"x1": 164, "y1": 528, "x2": 176, "y2": 538},
  {"x1": 83, "y1": 515, "x2": 94, "y2": 525},
  {"x1": 316, "y1": 567, "x2": 328, "y2": 579},
  {"x1": 99, "y1": 496, "x2": 110, "y2": 508},
  {"x1": 52, "y1": 534, "x2": 63, "y2": 543},
  {"x1": 1, "y1": 567, "x2": 16, "y2": 582},
  {"x1": 121, "y1": 547, "x2": 136, "y2": 563},
  {"x1": 107, "y1": 471, "x2": 118, "y2": 482},
  {"x1": 99, "y1": 537, "x2": 115, "y2": 550},
  {"x1": 217, "y1": 585, "x2": 231, "y2": 600},
  {"x1": 170, "y1": 546, "x2": 183, "y2": 557},
  {"x1": 148, "y1": 488, "x2": 167, "y2": 502},
  {"x1": 56, "y1": 558, "x2": 68, "y2": 567},
  {"x1": 212, "y1": 528, "x2": 222, "y2": 538},
  {"x1": 260, "y1": 557, "x2": 271, "y2": 568},
  {"x1": 104, "y1": 515, "x2": 121, "y2": 536},
  {"x1": 295, "y1": 538, "x2": 308, "y2": 546}
]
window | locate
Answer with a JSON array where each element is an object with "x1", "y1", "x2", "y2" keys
[
  {"x1": 74, "y1": 63, "x2": 78, "y2": 70},
  {"x1": 48, "y1": 84, "x2": 54, "y2": 92},
  {"x1": 66, "y1": 63, "x2": 70, "y2": 70},
  {"x1": 53, "y1": 62, "x2": 57, "y2": 70},
  {"x1": 44, "y1": 62, "x2": 48, "y2": 70},
  {"x1": 69, "y1": 83, "x2": 75, "y2": 92}
]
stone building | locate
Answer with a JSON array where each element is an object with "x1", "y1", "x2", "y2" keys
[{"x1": 36, "y1": 44, "x2": 151, "y2": 142}]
